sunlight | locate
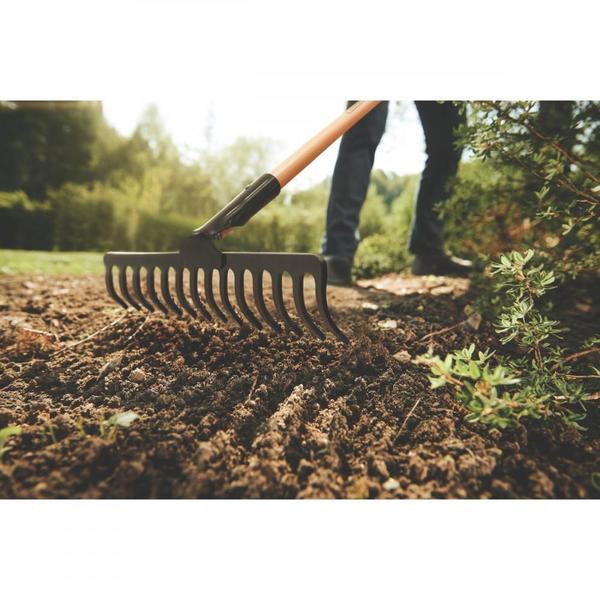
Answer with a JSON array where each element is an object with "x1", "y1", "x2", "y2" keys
[{"x1": 102, "y1": 98, "x2": 426, "y2": 189}]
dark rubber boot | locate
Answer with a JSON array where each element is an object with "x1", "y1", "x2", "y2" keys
[
  {"x1": 412, "y1": 253, "x2": 473, "y2": 277},
  {"x1": 324, "y1": 255, "x2": 353, "y2": 286}
]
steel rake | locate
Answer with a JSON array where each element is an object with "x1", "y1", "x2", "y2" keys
[
  {"x1": 105, "y1": 235, "x2": 347, "y2": 341},
  {"x1": 104, "y1": 101, "x2": 382, "y2": 343}
]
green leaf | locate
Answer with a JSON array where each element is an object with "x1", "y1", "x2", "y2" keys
[
  {"x1": 429, "y1": 377, "x2": 447, "y2": 389},
  {"x1": 0, "y1": 425, "x2": 22, "y2": 445},
  {"x1": 0, "y1": 425, "x2": 22, "y2": 459},
  {"x1": 105, "y1": 411, "x2": 139, "y2": 429},
  {"x1": 469, "y1": 362, "x2": 481, "y2": 379}
]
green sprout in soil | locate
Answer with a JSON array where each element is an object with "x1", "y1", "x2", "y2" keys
[
  {"x1": 41, "y1": 420, "x2": 57, "y2": 445},
  {"x1": 100, "y1": 410, "x2": 139, "y2": 441},
  {"x1": 0, "y1": 425, "x2": 22, "y2": 460}
]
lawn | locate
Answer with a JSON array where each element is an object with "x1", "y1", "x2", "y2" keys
[{"x1": 0, "y1": 249, "x2": 105, "y2": 276}]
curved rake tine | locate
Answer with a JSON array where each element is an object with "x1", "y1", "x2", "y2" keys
[
  {"x1": 234, "y1": 270, "x2": 262, "y2": 330},
  {"x1": 132, "y1": 267, "x2": 155, "y2": 312},
  {"x1": 189, "y1": 268, "x2": 212, "y2": 321},
  {"x1": 204, "y1": 269, "x2": 227, "y2": 323},
  {"x1": 314, "y1": 269, "x2": 348, "y2": 343},
  {"x1": 219, "y1": 269, "x2": 244, "y2": 326},
  {"x1": 118, "y1": 267, "x2": 141, "y2": 310},
  {"x1": 175, "y1": 268, "x2": 197, "y2": 317},
  {"x1": 292, "y1": 274, "x2": 325, "y2": 340},
  {"x1": 160, "y1": 268, "x2": 183, "y2": 316},
  {"x1": 252, "y1": 270, "x2": 281, "y2": 334},
  {"x1": 146, "y1": 267, "x2": 168, "y2": 315},
  {"x1": 106, "y1": 266, "x2": 128, "y2": 309},
  {"x1": 272, "y1": 272, "x2": 302, "y2": 335}
]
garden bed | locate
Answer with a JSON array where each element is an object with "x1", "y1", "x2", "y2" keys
[{"x1": 0, "y1": 273, "x2": 598, "y2": 498}]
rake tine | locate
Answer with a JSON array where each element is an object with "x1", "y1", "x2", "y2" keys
[
  {"x1": 272, "y1": 272, "x2": 302, "y2": 335},
  {"x1": 251, "y1": 270, "x2": 282, "y2": 333},
  {"x1": 106, "y1": 266, "x2": 128, "y2": 309},
  {"x1": 204, "y1": 269, "x2": 227, "y2": 323},
  {"x1": 233, "y1": 270, "x2": 262, "y2": 330},
  {"x1": 291, "y1": 274, "x2": 325, "y2": 340},
  {"x1": 146, "y1": 267, "x2": 168, "y2": 315},
  {"x1": 118, "y1": 267, "x2": 141, "y2": 310},
  {"x1": 132, "y1": 267, "x2": 155, "y2": 312},
  {"x1": 189, "y1": 268, "x2": 212, "y2": 321},
  {"x1": 219, "y1": 269, "x2": 244, "y2": 326},
  {"x1": 314, "y1": 269, "x2": 348, "y2": 343},
  {"x1": 175, "y1": 268, "x2": 197, "y2": 317},
  {"x1": 160, "y1": 268, "x2": 183, "y2": 316}
]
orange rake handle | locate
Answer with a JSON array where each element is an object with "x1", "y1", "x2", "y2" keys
[
  {"x1": 271, "y1": 100, "x2": 381, "y2": 186},
  {"x1": 194, "y1": 101, "x2": 381, "y2": 238}
]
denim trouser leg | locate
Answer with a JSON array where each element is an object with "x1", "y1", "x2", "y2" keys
[
  {"x1": 408, "y1": 101, "x2": 465, "y2": 255},
  {"x1": 321, "y1": 101, "x2": 389, "y2": 258}
]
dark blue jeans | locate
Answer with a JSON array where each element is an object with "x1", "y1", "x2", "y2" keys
[{"x1": 321, "y1": 101, "x2": 465, "y2": 258}]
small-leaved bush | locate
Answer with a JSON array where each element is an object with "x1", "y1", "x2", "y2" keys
[{"x1": 416, "y1": 250, "x2": 595, "y2": 429}]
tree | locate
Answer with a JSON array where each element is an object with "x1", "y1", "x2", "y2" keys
[{"x1": 0, "y1": 101, "x2": 117, "y2": 198}]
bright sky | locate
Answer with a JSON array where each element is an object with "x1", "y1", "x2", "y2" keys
[{"x1": 102, "y1": 99, "x2": 427, "y2": 190}]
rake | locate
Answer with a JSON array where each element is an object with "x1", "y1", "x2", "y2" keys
[{"x1": 104, "y1": 101, "x2": 381, "y2": 342}]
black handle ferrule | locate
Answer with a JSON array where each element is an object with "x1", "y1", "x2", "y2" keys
[{"x1": 194, "y1": 173, "x2": 281, "y2": 238}]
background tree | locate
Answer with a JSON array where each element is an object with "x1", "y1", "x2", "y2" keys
[{"x1": 0, "y1": 101, "x2": 117, "y2": 198}]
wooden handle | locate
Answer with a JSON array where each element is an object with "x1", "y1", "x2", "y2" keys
[{"x1": 271, "y1": 100, "x2": 381, "y2": 187}]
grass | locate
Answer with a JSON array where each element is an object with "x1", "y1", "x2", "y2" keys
[{"x1": 0, "y1": 250, "x2": 105, "y2": 276}]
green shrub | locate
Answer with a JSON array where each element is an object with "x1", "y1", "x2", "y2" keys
[
  {"x1": 48, "y1": 183, "x2": 119, "y2": 250},
  {"x1": 416, "y1": 251, "x2": 594, "y2": 429},
  {"x1": 0, "y1": 192, "x2": 53, "y2": 249},
  {"x1": 134, "y1": 211, "x2": 197, "y2": 252},
  {"x1": 446, "y1": 101, "x2": 600, "y2": 282},
  {"x1": 354, "y1": 233, "x2": 408, "y2": 278}
]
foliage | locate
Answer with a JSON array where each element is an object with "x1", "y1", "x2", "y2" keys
[
  {"x1": 353, "y1": 233, "x2": 406, "y2": 279},
  {"x1": 445, "y1": 101, "x2": 600, "y2": 281},
  {"x1": 0, "y1": 191, "x2": 54, "y2": 249},
  {"x1": 0, "y1": 101, "x2": 114, "y2": 199},
  {"x1": 353, "y1": 173, "x2": 417, "y2": 278},
  {"x1": 0, "y1": 425, "x2": 22, "y2": 460},
  {"x1": 416, "y1": 251, "x2": 594, "y2": 429}
]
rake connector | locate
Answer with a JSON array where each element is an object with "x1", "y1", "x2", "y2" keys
[{"x1": 104, "y1": 101, "x2": 382, "y2": 343}]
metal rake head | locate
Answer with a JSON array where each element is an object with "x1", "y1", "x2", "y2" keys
[{"x1": 103, "y1": 235, "x2": 348, "y2": 343}]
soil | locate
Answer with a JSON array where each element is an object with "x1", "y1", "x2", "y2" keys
[{"x1": 1, "y1": 272, "x2": 598, "y2": 499}]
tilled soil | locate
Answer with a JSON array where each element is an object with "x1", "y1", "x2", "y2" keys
[{"x1": 0, "y1": 273, "x2": 598, "y2": 499}]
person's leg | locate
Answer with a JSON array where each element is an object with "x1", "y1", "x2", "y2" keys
[
  {"x1": 322, "y1": 101, "x2": 388, "y2": 263},
  {"x1": 409, "y1": 101, "x2": 465, "y2": 256},
  {"x1": 409, "y1": 101, "x2": 471, "y2": 276}
]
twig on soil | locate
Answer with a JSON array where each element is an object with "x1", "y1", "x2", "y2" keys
[
  {"x1": 19, "y1": 327, "x2": 59, "y2": 342},
  {"x1": 246, "y1": 373, "x2": 259, "y2": 402},
  {"x1": 51, "y1": 314, "x2": 128, "y2": 357},
  {"x1": 418, "y1": 320, "x2": 466, "y2": 343},
  {"x1": 551, "y1": 347, "x2": 600, "y2": 371},
  {"x1": 396, "y1": 397, "x2": 423, "y2": 439},
  {"x1": 124, "y1": 314, "x2": 151, "y2": 345},
  {"x1": 563, "y1": 374, "x2": 600, "y2": 380}
]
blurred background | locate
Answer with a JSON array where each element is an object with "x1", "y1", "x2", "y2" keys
[
  {"x1": 0, "y1": 100, "x2": 422, "y2": 277},
  {"x1": 1, "y1": 100, "x2": 598, "y2": 280}
]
